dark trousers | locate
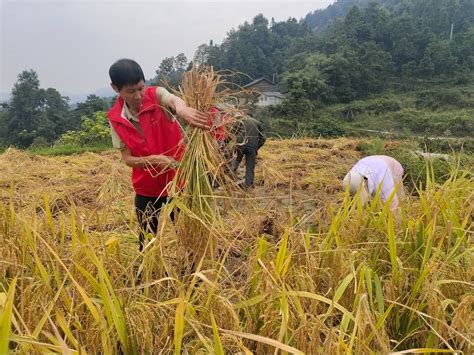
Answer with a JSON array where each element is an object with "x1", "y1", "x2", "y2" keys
[
  {"x1": 231, "y1": 146, "x2": 257, "y2": 188},
  {"x1": 135, "y1": 195, "x2": 172, "y2": 251}
]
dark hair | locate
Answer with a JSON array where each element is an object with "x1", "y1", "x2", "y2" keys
[{"x1": 109, "y1": 58, "x2": 145, "y2": 90}]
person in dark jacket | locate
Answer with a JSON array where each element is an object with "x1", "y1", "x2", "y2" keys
[{"x1": 230, "y1": 116, "x2": 266, "y2": 189}]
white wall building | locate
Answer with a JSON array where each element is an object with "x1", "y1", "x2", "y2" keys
[{"x1": 240, "y1": 78, "x2": 286, "y2": 107}]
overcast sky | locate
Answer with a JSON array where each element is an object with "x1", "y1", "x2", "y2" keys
[{"x1": 1, "y1": 0, "x2": 333, "y2": 95}]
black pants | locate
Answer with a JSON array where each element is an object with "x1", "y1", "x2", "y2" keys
[
  {"x1": 135, "y1": 195, "x2": 172, "y2": 251},
  {"x1": 231, "y1": 146, "x2": 257, "y2": 188}
]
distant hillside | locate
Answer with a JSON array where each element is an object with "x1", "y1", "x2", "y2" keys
[
  {"x1": 304, "y1": 0, "x2": 474, "y2": 33},
  {"x1": 64, "y1": 87, "x2": 115, "y2": 105},
  {"x1": 304, "y1": 0, "x2": 400, "y2": 31},
  {"x1": 0, "y1": 92, "x2": 10, "y2": 103},
  {"x1": 1, "y1": 86, "x2": 115, "y2": 106},
  {"x1": 93, "y1": 86, "x2": 115, "y2": 98}
]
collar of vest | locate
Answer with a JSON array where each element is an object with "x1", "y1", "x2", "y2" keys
[{"x1": 108, "y1": 87, "x2": 158, "y2": 124}]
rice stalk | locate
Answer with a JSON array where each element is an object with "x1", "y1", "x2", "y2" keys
[
  {"x1": 211, "y1": 312, "x2": 225, "y2": 355},
  {"x1": 168, "y1": 65, "x2": 241, "y2": 263},
  {"x1": 174, "y1": 291, "x2": 186, "y2": 354},
  {"x1": 1, "y1": 139, "x2": 472, "y2": 353},
  {"x1": 0, "y1": 277, "x2": 17, "y2": 354}
]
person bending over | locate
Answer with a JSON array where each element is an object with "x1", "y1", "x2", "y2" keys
[{"x1": 342, "y1": 155, "x2": 404, "y2": 211}]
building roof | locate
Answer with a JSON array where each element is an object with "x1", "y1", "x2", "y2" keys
[
  {"x1": 261, "y1": 92, "x2": 285, "y2": 98},
  {"x1": 243, "y1": 77, "x2": 277, "y2": 89}
]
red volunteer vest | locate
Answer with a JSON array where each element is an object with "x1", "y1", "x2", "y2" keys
[
  {"x1": 208, "y1": 106, "x2": 228, "y2": 142},
  {"x1": 108, "y1": 86, "x2": 184, "y2": 197}
]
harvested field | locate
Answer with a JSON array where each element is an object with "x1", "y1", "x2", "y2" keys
[{"x1": 1, "y1": 138, "x2": 472, "y2": 354}]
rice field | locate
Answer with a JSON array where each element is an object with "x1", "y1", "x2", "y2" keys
[{"x1": 0, "y1": 137, "x2": 473, "y2": 354}]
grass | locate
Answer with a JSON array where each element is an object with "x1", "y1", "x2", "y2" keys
[
  {"x1": 26, "y1": 143, "x2": 112, "y2": 156},
  {"x1": 0, "y1": 138, "x2": 472, "y2": 353}
]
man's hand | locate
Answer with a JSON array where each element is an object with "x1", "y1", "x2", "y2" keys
[
  {"x1": 177, "y1": 105, "x2": 210, "y2": 129},
  {"x1": 170, "y1": 95, "x2": 210, "y2": 129},
  {"x1": 120, "y1": 149, "x2": 178, "y2": 170},
  {"x1": 144, "y1": 155, "x2": 177, "y2": 170}
]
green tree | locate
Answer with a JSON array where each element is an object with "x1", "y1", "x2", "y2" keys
[
  {"x1": 454, "y1": 26, "x2": 474, "y2": 70},
  {"x1": 4, "y1": 70, "x2": 43, "y2": 147},
  {"x1": 356, "y1": 42, "x2": 394, "y2": 94},
  {"x1": 37, "y1": 87, "x2": 70, "y2": 140},
  {"x1": 423, "y1": 39, "x2": 459, "y2": 76},
  {"x1": 2, "y1": 70, "x2": 87, "y2": 147},
  {"x1": 323, "y1": 48, "x2": 359, "y2": 102},
  {"x1": 281, "y1": 53, "x2": 335, "y2": 114},
  {"x1": 153, "y1": 53, "x2": 189, "y2": 88},
  {"x1": 175, "y1": 52, "x2": 188, "y2": 71},
  {"x1": 193, "y1": 44, "x2": 209, "y2": 67},
  {"x1": 386, "y1": 15, "x2": 428, "y2": 71},
  {"x1": 158, "y1": 57, "x2": 175, "y2": 77},
  {"x1": 69, "y1": 94, "x2": 110, "y2": 130},
  {"x1": 0, "y1": 109, "x2": 7, "y2": 147},
  {"x1": 215, "y1": 14, "x2": 293, "y2": 83}
]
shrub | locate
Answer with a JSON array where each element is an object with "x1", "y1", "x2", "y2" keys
[
  {"x1": 418, "y1": 137, "x2": 474, "y2": 154},
  {"x1": 311, "y1": 116, "x2": 345, "y2": 137},
  {"x1": 341, "y1": 97, "x2": 401, "y2": 120},
  {"x1": 57, "y1": 111, "x2": 111, "y2": 147},
  {"x1": 415, "y1": 88, "x2": 473, "y2": 109},
  {"x1": 355, "y1": 137, "x2": 386, "y2": 155},
  {"x1": 390, "y1": 109, "x2": 433, "y2": 134},
  {"x1": 392, "y1": 148, "x2": 453, "y2": 192},
  {"x1": 29, "y1": 136, "x2": 49, "y2": 149},
  {"x1": 365, "y1": 97, "x2": 401, "y2": 114},
  {"x1": 341, "y1": 101, "x2": 366, "y2": 117},
  {"x1": 444, "y1": 113, "x2": 474, "y2": 137}
]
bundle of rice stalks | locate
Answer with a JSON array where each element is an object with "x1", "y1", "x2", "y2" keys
[{"x1": 167, "y1": 66, "x2": 240, "y2": 264}]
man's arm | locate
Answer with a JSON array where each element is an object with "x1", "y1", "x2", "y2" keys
[
  {"x1": 167, "y1": 94, "x2": 210, "y2": 129},
  {"x1": 110, "y1": 126, "x2": 126, "y2": 150},
  {"x1": 156, "y1": 87, "x2": 209, "y2": 128},
  {"x1": 120, "y1": 148, "x2": 176, "y2": 169}
]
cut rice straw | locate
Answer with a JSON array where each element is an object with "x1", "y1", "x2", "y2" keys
[{"x1": 166, "y1": 65, "x2": 242, "y2": 264}]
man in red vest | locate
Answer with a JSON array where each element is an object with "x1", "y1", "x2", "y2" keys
[{"x1": 107, "y1": 58, "x2": 209, "y2": 251}]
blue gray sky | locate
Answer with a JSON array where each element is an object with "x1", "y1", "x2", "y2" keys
[{"x1": 1, "y1": 0, "x2": 333, "y2": 96}]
